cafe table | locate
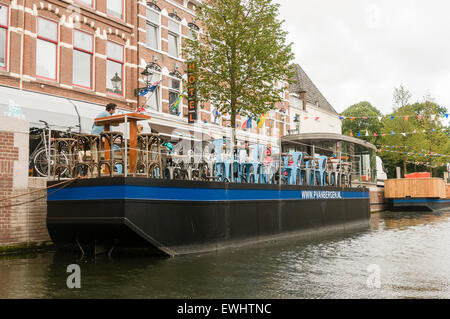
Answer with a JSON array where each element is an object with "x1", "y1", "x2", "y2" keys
[{"x1": 94, "y1": 112, "x2": 151, "y2": 176}]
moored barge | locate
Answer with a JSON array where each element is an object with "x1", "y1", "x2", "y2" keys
[
  {"x1": 47, "y1": 177, "x2": 369, "y2": 256},
  {"x1": 46, "y1": 118, "x2": 374, "y2": 257}
]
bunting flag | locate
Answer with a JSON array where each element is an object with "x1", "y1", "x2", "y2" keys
[
  {"x1": 242, "y1": 116, "x2": 253, "y2": 129},
  {"x1": 346, "y1": 126, "x2": 446, "y2": 138},
  {"x1": 139, "y1": 80, "x2": 161, "y2": 96},
  {"x1": 337, "y1": 113, "x2": 449, "y2": 121},
  {"x1": 170, "y1": 91, "x2": 185, "y2": 112},
  {"x1": 257, "y1": 114, "x2": 268, "y2": 128}
]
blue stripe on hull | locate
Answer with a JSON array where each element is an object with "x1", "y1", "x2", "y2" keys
[
  {"x1": 48, "y1": 185, "x2": 369, "y2": 202},
  {"x1": 393, "y1": 199, "x2": 450, "y2": 204}
]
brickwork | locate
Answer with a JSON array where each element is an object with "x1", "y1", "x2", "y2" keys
[
  {"x1": 0, "y1": 116, "x2": 50, "y2": 253},
  {"x1": 0, "y1": 0, "x2": 291, "y2": 141},
  {"x1": 0, "y1": 0, "x2": 137, "y2": 110}
]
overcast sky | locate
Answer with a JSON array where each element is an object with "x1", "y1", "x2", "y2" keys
[{"x1": 276, "y1": 0, "x2": 450, "y2": 115}]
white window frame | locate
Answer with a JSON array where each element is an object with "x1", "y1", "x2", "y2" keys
[
  {"x1": 0, "y1": 3, "x2": 9, "y2": 70},
  {"x1": 145, "y1": 71, "x2": 161, "y2": 112},
  {"x1": 106, "y1": 40, "x2": 125, "y2": 96},
  {"x1": 167, "y1": 16, "x2": 181, "y2": 58},
  {"x1": 36, "y1": 17, "x2": 59, "y2": 81},
  {"x1": 107, "y1": 0, "x2": 124, "y2": 20},
  {"x1": 145, "y1": 6, "x2": 161, "y2": 51},
  {"x1": 168, "y1": 75, "x2": 182, "y2": 116},
  {"x1": 75, "y1": 0, "x2": 94, "y2": 8},
  {"x1": 72, "y1": 29, "x2": 94, "y2": 90}
]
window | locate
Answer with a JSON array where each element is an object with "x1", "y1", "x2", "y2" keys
[
  {"x1": 169, "y1": 78, "x2": 181, "y2": 115},
  {"x1": 107, "y1": 0, "x2": 123, "y2": 19},
  {"x1": 146, "y1": 73, "x2": 161, "y2": 111},
  {"x1": 167, "y1": 19, "x2": 180, "y2": 58},
  {"x1": 146, "y1": 8, "x2": 160, "y2": 50},
  {"x1": 277, "y1": 80, "x2": 284, "y2": 99},
  {"x1": 106, "y1": 41, "x2": 124, "y2": 96},
  {"x1": 187, "y1": 23, "x2": 199, "y2": 40},
  {"x1": 0, "y1": 3, "x2": 9, "y2": 69},
  {"x1": 73, "y1": 30, "x2": 93, "y2": 89},
  {"x1": 75, "y1": 0, "x2": 93, "y2": 7},
  {"x1": 36, "y1": 17, "x2": 58, "y2": 81}
]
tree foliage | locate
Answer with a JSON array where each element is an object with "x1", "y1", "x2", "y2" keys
[
  {"x1": 341, "y1": 95, "x2": 449, "y2": 177},
  {"x1": 393, "y1": 84, "x2": 412, "y2": 109},
  {"x1": 184, "y1": 0, "x2": 294, "y2": 137},
  {"x1": 340, "y1": 101, "x2": 382, "y2": 144}
]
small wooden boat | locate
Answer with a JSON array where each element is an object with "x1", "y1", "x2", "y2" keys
[{"x1": 385, "y1": 177, "x2": 450, "y2": 212}]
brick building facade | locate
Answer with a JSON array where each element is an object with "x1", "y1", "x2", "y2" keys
[
  {"x1": 0, "y1": 0, "x2": 290, "y2": 144},
  {"x1": 0, "y1": 0, "x2": 138, "y2": 110}
]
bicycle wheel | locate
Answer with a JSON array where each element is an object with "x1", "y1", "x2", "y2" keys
[
  {"x1": 33, "y1": 147, "x2": 53, "y2": 177},
  {"x1": 34, "y1": 147, "x2": 69, "y2": 177}
]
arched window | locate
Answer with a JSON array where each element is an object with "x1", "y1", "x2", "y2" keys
[
  {"x1": 147, "y1": 2, "x2": 161, "y2": 12},
  {"x1": 187, "y1": 23, "x2": 199, "y2": 40},
  {"x1": 168, "y1": 13, "x2": 181, "y2": 21}
]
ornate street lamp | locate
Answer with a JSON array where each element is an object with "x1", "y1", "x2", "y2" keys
[
  {"x1": 110, "y1": 72, "x2": 122, "y2": 94},
  {"x1": 134, "y1": 62, "x2": 161, "y2": 97}
]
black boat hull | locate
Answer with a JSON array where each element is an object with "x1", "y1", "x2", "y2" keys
[
  {"x1": 47, "y1": 178, "x2": 370, "y2": 256},
  {"x1": 389, "y1": 198, "x2": 450, "y2": 212}
]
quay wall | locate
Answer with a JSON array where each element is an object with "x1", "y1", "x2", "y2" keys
[
  {"x1": 369, "y1": 187, "x2": 386, "y2": 213},
  {"x1": 0, "y1": 116, "x2": 51, "y2": 254}
]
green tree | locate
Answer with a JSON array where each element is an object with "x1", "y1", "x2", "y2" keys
[
  {"x1": 393, "y1": 84, "x2": 412, "y2": 109},
  {"x1": 379, "y1": 101, "x2": 450, "y2": 177},
  {"x1": 379, "y1": 105, "x2": 427, "y2": 176},
  {"x1": 184, "y1": 0, "x2": 294, "y2": 141},
  {"x1": 341, "y1": 101, "x2": 382, "y2": 144}
]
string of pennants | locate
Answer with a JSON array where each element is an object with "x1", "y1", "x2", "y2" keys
[
  {"x1": 338, "y1": 114, "x2": 449, "y2": 121},
  {"x1": 347, "y1": 127, "x2": 445, "y2": 137},
  {"x1": 405, "y1": 161, "x2": 448, "y2": 168},
  {"x1": 378, "y1": 148, "x2": 450, "y2": 158}
]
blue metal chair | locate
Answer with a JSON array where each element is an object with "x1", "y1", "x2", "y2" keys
[
  {"x1": 212, "y1": 139, "x2": 232, "y2": 182},
  {"x1": 281, "y1": 152, "x2": 303, "y2": 185},
  {"x1": 316, "y1": 156, "x2": 328, "y2": 186},
  {"x1": 295, "y1": 152, "x2": 306, "y2": 185},
  {"x1": 305, "y1": 158, "x2": 315, "y2": 185},
  {"x1": 241, "y1": 144, "x2": 260, "y2": 183}
]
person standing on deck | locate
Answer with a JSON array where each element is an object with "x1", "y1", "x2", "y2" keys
[
  {"x1": 92, "y1": 103, "x2": 122, "y2": 174},
  {"x1": 92, "y1": 103, "x2": 117, "y2": 135}
]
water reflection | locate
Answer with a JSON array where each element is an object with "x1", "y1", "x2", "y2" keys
[{"x1": 1, "y1": 210, "x2": 450, "y2": 299}]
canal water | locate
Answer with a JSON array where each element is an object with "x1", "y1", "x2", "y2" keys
[{"x1": 1, "y1": 210, "x2": 449, "y2": 299}]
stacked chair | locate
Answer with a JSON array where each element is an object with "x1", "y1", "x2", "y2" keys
[
  {"x1": 99, "y1": 131, "x2": 124, "y2": 177},
  {"x1": 136, "y1": 133, "x2": 163, "y2": 178}
]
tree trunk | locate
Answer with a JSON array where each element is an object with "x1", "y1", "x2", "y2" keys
[{"x1": 231, "y1": 107, "x2": 237, "y2": 145}]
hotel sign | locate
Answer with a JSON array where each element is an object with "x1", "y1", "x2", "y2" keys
[{"x1": 187, "y1": 62, "x2": 197, "y2": 123}]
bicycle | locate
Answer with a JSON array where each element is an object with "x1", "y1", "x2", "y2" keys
[{"x1": 29, "y1": 120, "x2": 71, "y2": 177}]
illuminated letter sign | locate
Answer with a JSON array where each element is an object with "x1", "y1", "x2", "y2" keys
[{"x1": 187, "y1": 61, "x2": 197, "y2": 123}]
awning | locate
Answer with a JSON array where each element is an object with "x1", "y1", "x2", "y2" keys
[
  {"x1": 146, "y1": 122, "x2": 214, "y2": 142},
  {"x1": 0, "y1": 85, "x2": 123, "y2": 133},
  {"x1": 281, "y1": 132, "x2": 377, "y2": 151}
]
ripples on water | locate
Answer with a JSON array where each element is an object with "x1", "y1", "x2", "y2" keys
[{"x1": 0, "y1": 211, "x2": 449, "y2": 299}]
